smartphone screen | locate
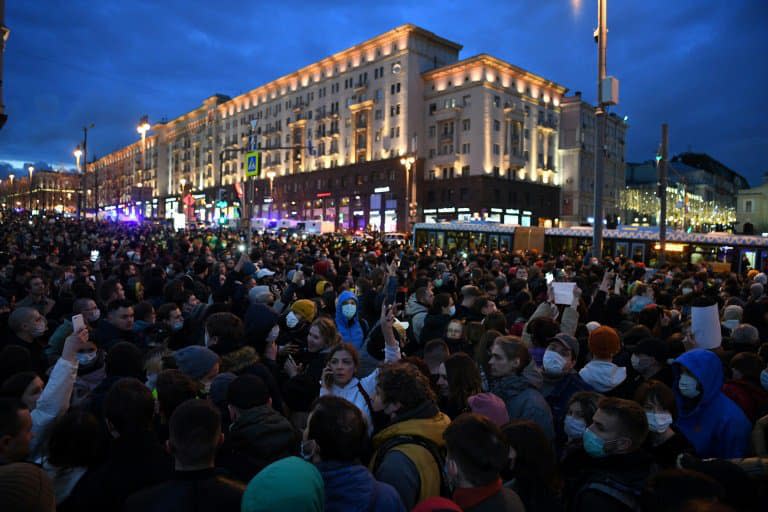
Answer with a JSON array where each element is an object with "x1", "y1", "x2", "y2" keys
[
  {"x1": 90, "y1": 250, "x2": 99, "y2": 262},
  {"x1": 546, "y1": 272, "x2": 554, "y2": 285},
  {"x1": 72, "y1": 314, "x2": 86, "y2": 331}
]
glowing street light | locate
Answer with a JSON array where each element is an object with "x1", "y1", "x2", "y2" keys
[
  {"x1": 27, "y1": 166, "x2": 34, "y2": 211},
  {"x1": 400, "y1": 156, "x2": 416, "y2": 228}
]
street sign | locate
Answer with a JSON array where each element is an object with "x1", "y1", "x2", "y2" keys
[{"x1": 245, "y1": 151, "x2": 261, "y2": 178}]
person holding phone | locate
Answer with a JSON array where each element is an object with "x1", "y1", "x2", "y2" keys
[{"x1": 319, "y1": 303, "x2": 402, "y2": 434}]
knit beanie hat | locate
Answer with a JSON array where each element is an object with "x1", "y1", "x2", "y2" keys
[
  {"x1": 756, "y1": 273, "x2": 768, "y2": 286},
  {"x1": 467, "y1": 392, "x2": 510, "y2": 427},
  {"x1": 242, "y1": 456, "x2": 324, "y2": 512},
  {"x1": 588, "y1": 326, "x2": 621, "y2": 359},
  {"x1": 722, "y1": 305, "x2": 743, "y2": 322},
  {"x1": 315, "y1": 280, "x2": 329, "y2": 297},
  {"x1": 208, "y1": 372, "x2": 237, "y2": 404},
  {"x1": 174, "y1": 346, "x2": 220, "y2": 380},
  {"x1": 291, "y1": 299, "x2": 317, "y2": 322},
  {"x1": 747, "y1": 269, "x2": 759, "y2": 281},
  {"x1": 0, "y1": 462, "x2": 55, "y2": 512},
  {"x1": 585, "y1": 321, "x2": 601, "y2": 333}
]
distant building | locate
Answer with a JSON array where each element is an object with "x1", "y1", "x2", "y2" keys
[
  {"x1": 89, "y1": 24, "x2": 571, "y2": 230},
  {"x1": 1, "y1": 168, "x2": 81, "y2": 214},
  {"x1": 622, "y1": 153, "x2": 748, "y2": 232},
  {"x1": 558, "y1": 92, "x2": 627, "y2": 226},
  {"x1": 736, "y1": 177, "x2": 768, "y2": 235}
]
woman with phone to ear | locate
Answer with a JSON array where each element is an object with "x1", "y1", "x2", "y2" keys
[{"x1": 319, "y1": 303, "x2": 402, "y2": 434}]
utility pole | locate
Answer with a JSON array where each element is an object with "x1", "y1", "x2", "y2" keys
[
  {"x1": 592, "y1": 0, "x2": 608, "y2": 259},
  {"x1": 657, "y1": 123, "x2": 669, "y2": 267}
]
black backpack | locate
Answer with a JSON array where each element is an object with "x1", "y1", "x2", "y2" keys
[{"x1": 371, "y1": 434, "x2": 451, "y2": 498}]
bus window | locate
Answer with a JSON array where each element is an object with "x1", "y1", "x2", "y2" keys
[
  {"x1": 615, "y1": 242, "x2": 629, "y2": 258},
  {"x1": 489, "y1": 235, "x2": 500, "y2": 250},
  {"x1": 436, "y1": 232, "x2": 445, "y2": 249},
  {"x1": 500, "y1": 235, "x2": 512, "y2": 249},
  {"x1": 742, "y1": 250, "x2": 756, "y2": 270}
]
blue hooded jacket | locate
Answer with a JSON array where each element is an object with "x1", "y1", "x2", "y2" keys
[
  {"x1": 318, "y1": 462, "x2": 405, "y2": 512},
  {"x1": 336, "y1": 290, "x2": 365, "y2": 349},
  {"x1": 673, "y1": 349, "x2": 752, "y2": 458}
]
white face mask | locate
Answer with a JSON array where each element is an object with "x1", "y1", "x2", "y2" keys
[
  {"x1": 75, "y1": 351, "x2": 98, "y2": 366},
  {"x1": 286, "y1": 311, "x2": 300, "y2": 329},
  {"x1": 84, "y1": 310, "x2": 101, "y2": 323},
  {"x1": 542, "y1": 350, "x2": 567, "y2": 375},
  {"x1": 646, "y1": 411, "x2": 674, "y2": 433},
  {"x1": 678, "y1": 374, "x2": 700, "y2": 398},
  {"x1": 682, "y1": 287, "x2": 693, "y2": 295}
]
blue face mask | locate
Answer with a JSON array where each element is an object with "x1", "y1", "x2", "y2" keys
[
  {"x1": 564, "y1": 415, "x2": 586, "y2": 440},
  {"x1": 434, "y1": 279, "x2": 443, "y2": 288},
  {"x1": 342, "y1": 304, "x2": 357, "y2": 320},
  {"x1": 170, "y1": 319, "x2": 184, "y2": 332},
  {"x1": 761, "y1": 370, "x2": 768, "y2": 392},
  {"x1": 583, "y1": 428, "x2": 607, "y2": 458}
]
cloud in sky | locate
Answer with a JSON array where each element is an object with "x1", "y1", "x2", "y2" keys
[{"x1": 1, "y1": 0, "x2": 766, "y2": 184}]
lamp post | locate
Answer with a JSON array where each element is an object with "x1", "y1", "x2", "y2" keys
[
  {"x1": 400, "y1": 156, "x2": 415, "y2": 232},
  {"x1": 79, "y1": 124, "x2": 95, "y2": 216},
  {"x1": 27, "y1": 165, "x2": 34, "y2": 211},
  {"x1": 8, "y1": 173, "x2": 14, "y2": 209},
  {"x1": 74, "y1": 145, "x2": 83, "y2": 219}
]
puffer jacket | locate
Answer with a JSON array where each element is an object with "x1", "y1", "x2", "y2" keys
[
  {"x1": 318, "y1": 461, "x2": 405, "y2": 512},
  {"x1": 489, "y1": 361, "x2": 555, "y2": 440}
]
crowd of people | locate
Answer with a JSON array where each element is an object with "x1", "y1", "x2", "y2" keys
[{"x1": 0, "y1": 213, "x2": 767, "y2": 511}]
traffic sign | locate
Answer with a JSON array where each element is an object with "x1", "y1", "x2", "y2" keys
[{"x1": 245, "y1": 151, "x2": 261, "y2": 178}]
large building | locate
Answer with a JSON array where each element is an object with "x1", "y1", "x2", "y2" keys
[
  {"x1": 558, "y1": 92, "x2": 627, "y2": 226},
  {"x1": 90, "y1": 24, "x2": 580, "y2": 231},
  {"x1": 622, "y1": 153, "x2": 748, "y2": 232},
  {"x1": 1, "y1": 168, "x2": 81, "y2": 214},
  {"x1": 736, "y1": 177, "x2": 768, "y2": 235}
]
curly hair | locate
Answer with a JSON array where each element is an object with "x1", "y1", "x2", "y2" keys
[
  {"x1": 311, "y1": 316, "x2": 341, "y2": 348},
  {"x1": 377, "y1": 363, "x2": 436, "y2": 412}
]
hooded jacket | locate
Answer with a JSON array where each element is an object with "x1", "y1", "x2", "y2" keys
[
  {"x1": 674, "y1": 349, "x2": 752, "y2": 458},
  {"x1": 217, "y1": 405, "x2": 300, "y2": 483},
  {"x1": 318, "y1": 462, "x2": 406, "y2": 512},
  {"x1": 578, "y1": 360, "x2": 627, "y2": 393},
  {"x1": 405, "y1": 294, "x2": 429, "y2": 343},
  {"x1": 336, "y1": 291, "x2": 365, "y2": 349},
  {"x1": 489, "y1": 361, "x2": 555, "y2": 440}
]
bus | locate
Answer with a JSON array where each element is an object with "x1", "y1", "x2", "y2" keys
[{"x1": 412, "y1": 222, "x2": 768, "y2": 273}]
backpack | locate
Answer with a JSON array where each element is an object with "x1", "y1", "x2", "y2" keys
[
  {"x1": 371, "y1": 434, "x2": 451, "y2": 499},
  {"x1": 574, "y1": 474, "x2": 644, "y2": 511}
]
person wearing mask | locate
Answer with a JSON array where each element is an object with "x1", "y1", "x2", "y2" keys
[
  {"x1": 570, "y1": 397, "x2": 655, "y2": 512},
  {"x1": 5, "y1": 306, "x2": 50, "y2": 375},
  {"x1": 540, "y1": 334, "x2": 592, "y2": 446},
  {"x1": 722, "y1": 352, "x2": 768, "y2": 423},
  {"x1": 673, "y1": 349, "x2": 752, "y2": 458},
  {"x1": 444, "y1": 319, "x2": 472, "y2": 355},
  {"x1": 443, "y1": 413, "x2": 525, "y2": 512},
  {"x1": 487, "y1": 336, "x2": 555, "y2": 440},
  {"x1": 172, "y1": 346, "x2": 220, "y2": 396},
  {"x1": 46, "y1": 297, "x2": 102, "y2": 361},
  {"x1": 370, "y1": 364, "x2": 451, "y2": 510},
  {"x1": 578, "y1": 326, "x2": 629, "y2": 395},
  {"x1": 320, "y1": 304, "x2": 401, "y2": 433},
  {"x1": 95, "y1": 299, "x2": 137, "y2": 350},
  {"x1": 420, "y1": 293, "x2": 454, "y2": 346},
  {"x1": 335, "y1": 291, "x2": 367, "y2": 350},
  {"x1": 627, "y1": 337, "x2": 675, "y2": 394},
  {"x1": 405, "y1": 286, "x2": 433, "y2": 345},
  {"x1": 634, "y1": 379, "x2": 693, "y2": 468},
  {"x1": 302, "y1": 396, "x2": 406, "y2": 512},
  {"x1": 278, "y1": 299, "x2": 317, "y2": 351},
  {"x1": 217, "y1": 375, "x2": 298, "y2": 483},
  {"x1": 560, "y1": 391, "x2": 602, "y2": 459}
]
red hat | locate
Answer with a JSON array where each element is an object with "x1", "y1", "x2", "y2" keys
[
  {"x1": 468, "y1": 393, "x2": 510, "y2": 427},
  {"x1": 588, "y1": 326, "x2": 621, "y2": 359}
]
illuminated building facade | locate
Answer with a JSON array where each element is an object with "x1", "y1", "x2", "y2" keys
[{"x1": 92, "y1": 24, "x2": 571, "y2": 230}]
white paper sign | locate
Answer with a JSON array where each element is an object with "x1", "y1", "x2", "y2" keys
[
  {"x1": 553, "y1": 282, "x2": 576, "y2": 305},
  {"x1": 691, "y1": 304, "x2": 722, "y2": 349}
]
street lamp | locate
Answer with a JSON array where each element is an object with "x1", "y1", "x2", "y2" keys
[
  {"x1": 74, "y1": 145, "x2": 84, "y2": 218},
  {"x1": 8, "y1": 174, "x2": 14, "y2": 208},
  {"x1": 400, "y1": 156, "x2": 415, "y2": 230},
  {"x1": 27, "y1": 165, "x2": 34, "y2": 211}
]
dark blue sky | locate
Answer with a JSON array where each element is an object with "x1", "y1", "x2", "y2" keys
[{"x1": 1, "y1": 1, "x2": 766, "y2": 185}]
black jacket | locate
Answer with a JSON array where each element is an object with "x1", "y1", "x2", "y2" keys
[
  {"x1": 123, "y1": 468, "x2": 244, "y2": 512},
  {"x1": 420, "y1": 313, "x2": 451, "y2": 345},
  {"x1": 569, "y1": 449, "x2": 655, "y2": 512},
  {"x1": 61, "y1": 430, "x2": 173, "y2": 512},
  {"x1": 216, "y1": 405, "x2": 299, "y2": 483}
]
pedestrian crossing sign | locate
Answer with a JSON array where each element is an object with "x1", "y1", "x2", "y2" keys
[{"x1": 245, "y1": 151, "x2": 261, "y2": 178}]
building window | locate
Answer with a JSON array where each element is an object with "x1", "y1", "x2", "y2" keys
[
  {"x1": 375, "y1": 109, "x2": 383, "y2": 120},
  {"x1": 390, "y1": 83, "x2": 401, "y2": 94},
  {"x1": 390, "y1": 126, "x2": 400, "y2": 138},
  {"x1": 493, "y1": 144, "x2": 500, "y2": 155},
  {"x1": 429, "y1": 103, "x2": 437, "y2": 115},
  {"x1": 462, "y1": 95, "x2": 471, "y2": 106},
  {"x1": 390, "y1": 104, "x2": 401, "y2": 117},
  {"x1": 745, "y1": 200, "x2": 753, "y2": 213},
  {"x1": 462, "y1": 119, "x2": 471, "y2": 131},
  {"x1": 461, "y1": 165, "x2": 469, "y2": 177},
  {"x1": 493, "y1": 120, "x2": 500, "y2": 131},
  {"x1": 429, "y1": 149, "x2": 435, "y2": 158},
  {"x1": 462, "y1": 143, "x2": 470, "y2": 154},
  {"x1": 429, "y1": 125, "x2": 436, "y2": 137},
  {"x1": 493, "y1": 96, "x2": 501, "y2": 108}
]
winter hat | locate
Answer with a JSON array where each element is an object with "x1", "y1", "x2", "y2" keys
[
  {"x1": 588, "y1": 326, "x2": 621, "y2": 359},
  {"x1": 0, "y1": 462, "x2": 55, "y2": 512},
  {"x1": 313, "y1": 260, "x2": 331, "y2": 277},
  {"x1": 722, "y1": 305, "x2": 743, "y2": 322},
  {"x1": 248, "y1": 285, "x2": 272, "y2": 304},
  {"x1": 586, "y1": 321, "x2": 601, "y2": 333},
  {"x1": 315, "y1": 280, "x2": 329, "y2": 297},
  {"x1": 467, "y1": 392, "x2": 510, "y2": 427},
  {"x1": 749, "y1": 283, "x2": 764, "y2": 300},
  {"x1": 242, "y1": 457, "x2": 324, "y2": 512},
  {"x1": 413, "y1": 497, "x2": 463, "y2": 512},
  {"x1": 631, "y1": 337, "x2": 668, "y2": 364},
  {"x1": 291, "y1": 299, "x2": 317, "y2": 322},
  {"x1": 208, "y1": 372, "x2": 237, "y2": 404},
  {"x1": 756, "y1": 273, "x2": 767, "y2": 286},
  {"x1": 174, "y1": 346, "x2": 220, "y2": 380},
  {"x1": 549, "y1": 333, "x2": 579, "y2": 360}
]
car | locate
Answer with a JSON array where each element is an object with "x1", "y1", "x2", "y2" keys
[{"x1": 382, "y1": 232, "x2": 408, "y2": 245}]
